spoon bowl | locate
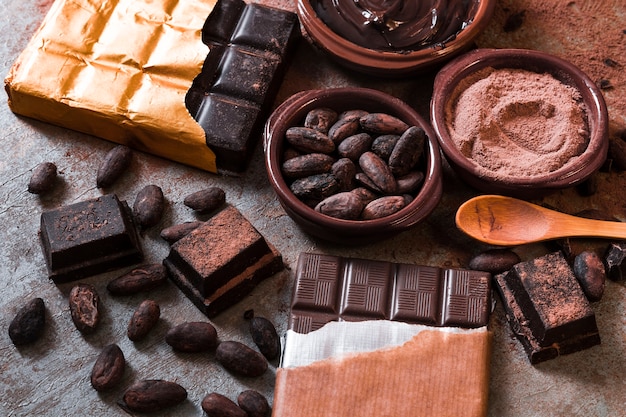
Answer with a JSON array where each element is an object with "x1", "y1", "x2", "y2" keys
[{"x1": 455, "y1": 195, "x2": 626, "y2": 246}]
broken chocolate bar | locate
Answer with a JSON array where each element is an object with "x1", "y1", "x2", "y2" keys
[
  {"x1": 186, "y1": 0, "x2": 300, "y2": 173},
  {"x1": 164, "y1": 205, "x2": 283, "y2": 317},
  {"x1": 289, "y1": 253, "x2": 492, "y2": 333},
  {"x1": 494, "y1": 251, "x2": 600, "y2": 364},
  {"x1": 40, "y1": 194, "x2": 143, "y2": 283}
]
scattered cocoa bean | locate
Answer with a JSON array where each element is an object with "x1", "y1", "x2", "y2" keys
[
  {"x1": 96, "y1": 145, "x2": 132, "y2": 188},
  {"x1": 160, "y1": 221, "x2": 204, "y2": 244},
  {"x1": 359, "y1": 152, "x2": 397, "y2": 194},
  {"x1": 371, "y1": 134, "x2": 400, "y2": 160},
  {"x1": 237, "y1": 390, "x2": 270, "y2": 417},
  {"x1": 282, "y1": 153, "x2": 335, "y2": 179},
  {"x1": 248, "y1": 316, "x2": 280, "y2": 360},
  {"x1": 607, "y1": 136, "x2": 626, "y2": 171},
  {"x1": 90, "y1": 344, "x2": 125, "y2": 391},
  {"x1": 285, "y1": 127, "x2": 335, "y2": 153},
  {"x1": 127, "y1": 300, "x2": 161, "y2": 342},
  {"x1": 290, "y1": 173, "x2": 339, "y2": 201},
  {"x1": 328, "y1": 110, "x2": 368, "y2": 144},
  {"x1": 388, "y1": 126, "x2": 425, "y2": 177},
  {"x1": 361, "y1": 196, "x2": 406, "y2": 219},
  {"x1": 201, "y1": 393, "x2": 247, "y2": 417},
  {"x1": 331, "y1": 158, "x2": 357, "y2": 191},
  {"x1": 216, "y1": 341, "x2": 268, "y2": 377},
  {"x1": 69, "y1": 284, "x2": 101, "y2": 334},
  {"x1": 304, "y1": 107, "x2": 337, "y2": 133},
  {"x1": 359, "y1": 113, "x2": 409, "y2": 134},
  {"x1": 396, "y1": 170, "x2": 425, "y2": 194},
  {"x1": 315, "y1": 192, "x2": 365, "y2": 220},
  {"x1": 121, "y1": 380, "x2": 187, "y2": 413},
  {"x1": 337, "y1": 132, "x2": 373, "y2": 160},
  {"x1": 133, "y1": 184, "x2": 165, "y2": 230},
  {"x1": 28, "y1": 162, "x2": 58, "y2": 194},
  {"x1": 503, "y1": 10, "x2": 526, "y2": 32},
  {"x1": 165, "y1": 321, "x2": 218, "y2": 352},
  {"x1": 107, "y1": 263, "x2": 168, "y2": 295},
  {"x1": 604, "y1": 242, "x2": 626, "y2": 281},
  {"x1": 8, "y1": 297, "x2": 46, "y2": 346},
  {"x1": 469, "y1": 249, "x2": 521, "y2": 274},
  {"x1": 573, "y1": 251, "x2": 606, "y2": 301},
  {"x1": 183, "y1": 187, "x2": 226, "y2": 213}
]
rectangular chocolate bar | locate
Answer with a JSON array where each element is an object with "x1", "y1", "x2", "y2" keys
[
  {"x1": 494, "y1": 251, "x2": 600, "y2": 364},
  {"x1": 186, "y1": 0, "x2": 300, "y2": 173},
  {"x1": 290, "y1": 253, "x2": 492, "y2": 333},
  {"x1": 40, "y1": 194, "x2": 143, "y2": 283},
  {"x1": 163, "y1": 205, "x2": 283, "y2": 317}
]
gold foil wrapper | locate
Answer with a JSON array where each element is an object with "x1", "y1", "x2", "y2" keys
[{"x1": 5, "y1": 0, "x2": 218, "y2": 172}]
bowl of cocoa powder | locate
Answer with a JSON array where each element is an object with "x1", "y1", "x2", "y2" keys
[
  {"x1": 263, "y1": 87, "x2": 443, "y2": 244},
  {"x1": 297, "y1": 0, "x2": 496, "y2": 77},
  {"x1": 431, "y1": 48, "x2": 609, "y2": 198}
]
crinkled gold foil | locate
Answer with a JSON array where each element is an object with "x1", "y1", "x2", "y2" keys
[{"x1": 5, "y1": 0, "x2": 218, "y2": 172}]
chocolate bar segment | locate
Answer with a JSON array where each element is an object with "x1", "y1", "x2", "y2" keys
[
  {"x1": 187, "y1": 0, "x2": 300, "y2": 173},
  {"x1": 290, "y1": 253, "x2": 491, "y2": 333},
  {"x1": 40, "y1": 194, "x2": 143, "y2": 283},
  {"x1": 494, "y1": 251, "x2": 600, "y2": 364}
]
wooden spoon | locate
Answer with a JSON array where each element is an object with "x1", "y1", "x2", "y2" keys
[{"x1": 455, "y1": 194, "x2": 626, "y2": 246}]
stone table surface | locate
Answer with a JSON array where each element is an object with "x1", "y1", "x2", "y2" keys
[{"x1": 0, "y1": 0, "x2": 625, "y2": 416}]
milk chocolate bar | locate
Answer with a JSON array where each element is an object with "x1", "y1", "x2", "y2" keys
[
  {"x1": 494, "y1": 251, "x2": 600, "y2": 364},
  {"x1": 186, "y1": 0, "x2": 300, "y2": 173},
  {"x1": 164, "y1": 205, "x2": 283, "y2": 317},
  {"x1": 40, "y1": 194, "x2": 143, "y2": 283},
  {"x1": 290, "y1": 253, "x2": 492, "y2": 333}
]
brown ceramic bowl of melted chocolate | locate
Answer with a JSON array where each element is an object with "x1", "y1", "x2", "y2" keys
[
  {"x1": 431, "y1": 48, "x2": 609, "y2": 198},
  {"x1": 263, "y1": 88, "x2": 443, "y2": 244},
  {"x1": 297, "y1": 0, "x2": 496, "y2": 77}
]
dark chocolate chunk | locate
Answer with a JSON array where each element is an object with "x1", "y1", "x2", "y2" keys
[
  {"x1": 187, "y1": 0, "x2": 300, "y2": 173},
  {"x1": 289, "y1": 253, "x2": 491, "y2": 334},
  {"x1": 39, "y1": 194, "x2": 143, "y2": 283},
  {"x1": 494, "y1": 251, "x2": 600, "y2": 364}
]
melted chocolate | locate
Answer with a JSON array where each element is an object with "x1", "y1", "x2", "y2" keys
[{"x1": 312, "y1": 0, "x2": 477, "y2": 51}]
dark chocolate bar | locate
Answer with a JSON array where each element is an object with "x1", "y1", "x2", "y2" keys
[
  {"x1": 289, "y1": 253, "x2": 492, "y2": 333},
  {"x1": 40, "y1": 194, "x2": 143, "y2": 283},
  {"x1": 164, "y1": 205, "x2": 284, "y2": 317},
  {"x1": 494, "y1": 251, "x2": 600, "y2": 364},
  {"x1": 186, "y1": 0, "x2": 300, "y2": 173}
]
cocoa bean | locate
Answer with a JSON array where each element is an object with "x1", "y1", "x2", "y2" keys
[
  {"x1": 127, "y1": 300, "x2": 161, "y2": 342},
  {"x1": 237, "y1": 390, "x2": 270, "y2": 417},
  {"x1": 355, "y1": 172, "x2": 383, "y2": 193},
  {"x1": 359, "y1": 113, "x2": 409, "y2": 134},
  {"x1": 304, "y1": 107, "x2": 338, "y2": 134},
  {"x1": 96, "y1": 145, "x2": 132, "y2": 188},
  {"x1": 8, "y1": 297, "x2": 46, "y2": 346},
  {"x1": 290, "y1": 173, "x2": 339, "y2": 201},
  {"x1": 315, "y1": 192, "x2": 365, "y2": 220},
  {"x1": 396, "y1": 171, "x2": 425, "y2": 194},
  {"x1": 107, "y1": 263, "x2": 168, "y2": 295},
  {"x1": 362, "y1": 196, "x2": 406, "y2": 220},
  {"x1": 69, "y1": 284, "x2": 100, "y2": 334},
  {"x1": 604, "y1": 242, "x2": 626, "y2": 281},
  {"x1": 160, "y1": 221, "x2": 204, "y2": 244},
  {"x1": 331, "y1": 158, "x2": 357, "y2": 191},
  {"x1": 201, "y1": 393, "x2": 247, "y2": 417},
  {"x1": 573, "y1": 251, "x2": 606, "y2": 301},
  {"x1": 282, "y1": 153, "x2": 335, "y2": 179},
  {"x1": 607, "y1": 136, "x2": 626, "y2": 171},
  {"x1": 90, "y1": 344, "x2": 125, "y2": 391},
  {"x1": 328, "y1": 110, "x2": 367, "y2": 144},
  {"x1": 133, "y1": 184, "x2": 165, "y2": 230},
  {"x1": 121, "y1": 380, "x2": 187, "y2": 413},
  {"x1": 215, "y1": 341, "x2": 268, "y2": 377},
  {"x1": 248, "y1": 316, "x2": 280, "y2": 360},
  {"x1": 28, "y1": 162, "x2": 58, "y2": 194},
  {"x1": 351, "y1": 187, "x2": 377, "y2": 205},
  {"x1": 183, "y1": 187, "x2": 226, "y2": 213},
  {"x1": 468, "y1": 249, "x2": 521, "y2": 274},
  {"x1": 337, "y1": 132, "x2": 373, "y2": 160},
  {"x1": 388, "y1": 126, "x2": 426, "y2": 177},
  {"x1": 358, "y1": 152, "x2": 397, "y2": 194},
  {"x1": 285, "y1": 127, "x2": 335, "y2": 153},
  {"x1": 165, "y1": 321, "x2": 218, "y2": 352},
  {"x1": 371, "y1": 134, "x2": 400, "y2": 160}
]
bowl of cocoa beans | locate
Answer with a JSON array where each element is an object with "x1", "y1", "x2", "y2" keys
[{"x1": 263, "y1": 87, "x2": 443, "y2": 244}]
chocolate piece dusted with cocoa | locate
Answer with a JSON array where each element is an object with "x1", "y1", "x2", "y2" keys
[
  {"x1": 186, "y1": 0, "x2": 300, "y2": 173},
  {"x1": 289, "y1": 253, "x2": 491, "y2": 334},
  {"x1": 494, "y1": 251, "x2": 600, "y2": 364},
  {"x1": 39, "y1": 194, "x2": 143, "y2": 283},
  {"x1": 164, "y1": 205, "x2": 283, "y2": 317}
]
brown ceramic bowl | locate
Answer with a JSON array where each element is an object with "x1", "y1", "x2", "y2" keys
[
  {"x1": 431, "y1": 48, "x2": 609, "y2": 198},
  {"x1": 297, "y1": 0, "x2": 496, "y2": 77},
  {"x1": 264, "y1": 88, "x2": 442, "y2": 244}
]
